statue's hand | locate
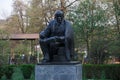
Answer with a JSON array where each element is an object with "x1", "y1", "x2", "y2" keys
[
  {"x1": 40, "y1": 36, "x2": 65, "y2": 43},
  {"x1": 54, "y1": 36, "x2": 59, "y2": 40},
  {"x1": 41, "y1": 37, "x2": 56, "y2": 43},
  {"x1": 55, "y1": 36, "x2": 65, "y2": 42},
  {"x1": 40, "y1": 39, "x2": 47, "y2": 43}
]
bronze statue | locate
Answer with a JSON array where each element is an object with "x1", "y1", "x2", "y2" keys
[{"x1": 39, "y1": 10, "x2": 74, "y2": 63}]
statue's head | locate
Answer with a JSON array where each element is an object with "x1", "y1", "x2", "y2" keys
[{"x1": 54, "y1": 10, "x2": 64, "y2": 24}]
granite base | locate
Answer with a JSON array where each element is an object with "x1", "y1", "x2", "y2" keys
[{"x1": 35, "y1": 63, "x2": 82, "y2": 80}]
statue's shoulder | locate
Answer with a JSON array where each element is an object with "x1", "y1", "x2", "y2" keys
[
  {"x1": 49, "y1": 19, "x2": 55, "y2": 24},
  {"x1": 64, "y1": 20, "x2": 71, "y2": 24},
  {"x1": 64, "y1": 20, "x2": 72, "y2": 27},
  {"x1": 47, "y1": 20, "x2": 56, "y2": 27}
]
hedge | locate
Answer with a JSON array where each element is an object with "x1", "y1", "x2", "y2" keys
[
  {"x1": 20, "y1": 64, "x2": 35, "y2": 79},
  {"x1": 0, "y1": 65, "x2": 14, "y2": 79},
  {"x1": 83, "y1": 64, "x2": 120, "y2": 80},
  {"x1": 0, "y1": 64, "x2": 35, "y2": 79},
  {"x1": 0, "y1": 64, "x2": 120, "y2": 80}
]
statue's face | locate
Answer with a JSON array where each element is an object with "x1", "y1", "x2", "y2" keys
[
  {"x1": 54, "y1": 10, "x2": 64, "y2": 24},
  {"x1": 56, "y1": 15, "x2": 63, "y2": 23}
]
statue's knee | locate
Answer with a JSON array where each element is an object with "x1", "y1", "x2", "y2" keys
[
  {"x1": 39, "y1": 40, "x2": 42, "y2": 44},
  {"x1": 39, "y1": 31, "x2": 45, "y2": 39}
]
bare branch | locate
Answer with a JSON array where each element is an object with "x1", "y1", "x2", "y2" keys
[{"x1": 66, "y1": 0, "x2": 78, "y2": 8}]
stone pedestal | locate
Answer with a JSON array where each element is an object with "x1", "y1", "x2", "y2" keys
[{"x1": 35, "y1": 63, "x2": 82, "y2": 80}]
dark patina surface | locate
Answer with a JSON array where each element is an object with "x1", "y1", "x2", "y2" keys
[{"x1": 39, "y1": 10, "x2": 75, "y2": 63}]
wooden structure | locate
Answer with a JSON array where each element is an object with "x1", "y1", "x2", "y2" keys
[
  {"x1": 2, "y1": 34, "x2": 39, "y2": 40},
  {"x1": 0, "y1": 33, "x2": 40, "y2": 64}
]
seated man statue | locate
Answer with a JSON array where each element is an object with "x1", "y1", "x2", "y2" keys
[{"x1": 39, "y1": 10, "x2": 74, "y2": 63}]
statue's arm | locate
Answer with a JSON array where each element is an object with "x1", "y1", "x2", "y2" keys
[
  {"x1": 55, "y1": 36, "x2": 65, "y2": 42},
  {"x1": 40, "y1": 36, "x2": 65, "y2": 43},
  {"x1": 40, "y1": 21, "x2": 53, "y2": 39}
]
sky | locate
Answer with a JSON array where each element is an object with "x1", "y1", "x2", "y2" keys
[{"x1": 0, "y1": 0, "x2": 13, "y2": 19}]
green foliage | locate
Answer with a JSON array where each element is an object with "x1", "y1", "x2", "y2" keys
[
  {"x1": 101, "y1": 71, "x2": 106, "y2": 80},
  {"x1": 30, "y1": 72, "x2": 35, "y2": 80},
  {"x1": 0, "y1": 65, "x2": 14, "y2": 79},
  {"x1": 11, "y1": 67, "x2": 24, "y2": 80},
  {"x1": 4, "y1": 65, "x2": 14, "y2": 79},
  {"x1": 83, "y1": 72, "x2": 87, "y2": 80},
  {"x1": 90, "y1": 38, "x2": 110, "y2": 64},
  {"x1": 0, "y1": 75, "x2": 7, "y2": 80},
  {"x1": 0, "y1": 40, "x2": 10, "y2": 65},
  {"x1": 14, "y1": 41, "x2": 30, "y2": 54},
  {"x1": 83, "y1": 64, "x2": 120, "y2": 80},
  {"x1": 20, "y1": 64, "x2": 35, "y2": 79},
  {"x1": 67, "y1": 0, "x2": 120, "y2": 64},
  {"x1": 113, "y1": 0, "x2": 120, "y2": 17},
  {"x1": 0, "y1": 30, "x2": 10, "y2": 65},
  {"x1": 108, "y1": 39, "x2": 120, "y2": 56},
  {"x1": 0, "y1": 64, "x2": 120, "y2": 80},
  {"x1": 0, "y1": 64, "x2": 35, "y2": 79}
]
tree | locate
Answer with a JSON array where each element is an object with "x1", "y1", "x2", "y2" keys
[
  {"x1": 7, "y1": 0, "x2": 29, "y2": 33},
  {"x1": 27, "y1": 0, "x2": 78, "y2": 33},
  {"x1": 27, "y1": 0, "x2": 50, "y2": 33},
  {"x1": 113, "y1": 0, "x2": 120, "y2": 36},
  {"x1": 0, "y1": 30, "x2": 10, "y2": 65},
  {"x1": 13, "y1": 0, "x2": 28, "y2": 33},
  {"x1": 6, "y1": 0, "x2": 78, "y2": 33},
  {"x1": 105, "y1": 0, "x2": 120, "y2": 62},
  {"x1": 68, "y1": 0, "x2": 113, "y2": 64}
]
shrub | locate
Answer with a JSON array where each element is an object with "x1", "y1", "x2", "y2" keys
[
  {"x1": 11, "y1": 67, "x2": 24, "y2": 80},
  {"x1": 1, "y1": 75, "x2": 7, "y2": 80},
  {"x1": 0, "y1": 64, "x2": 120, "y2": 80},
  {"x1": 0, "y1": 65, "x2": 15, "y2": 79},
  {"x1": 0, "y1": 64, "x2": 35, "y2": 79},
  {"x1": 20, "y1": 64, "x2": 35, "y2": 79},
  {"x1": 30, "y1": 72, "x2": 35, "y2": 80},
  {"x1": 100, "y1": 71, "x2": 106, "y2": 80},
  {"x1": 83, "y1": 64, "x2": 120, "y2": 80}
]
